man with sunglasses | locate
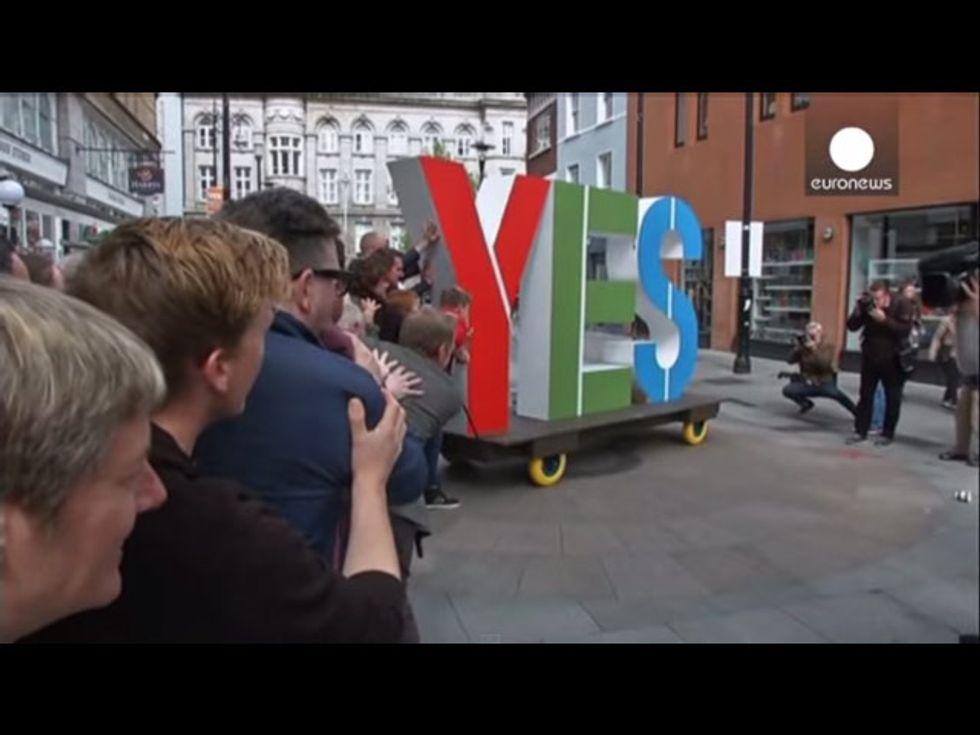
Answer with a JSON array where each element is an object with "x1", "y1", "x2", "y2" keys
[{"x1": 195, "y1": 189, "x2": 428, "y2": 580}]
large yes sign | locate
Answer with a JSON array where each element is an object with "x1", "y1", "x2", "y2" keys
[{"x1": 390, "y1": 157, "x2": 703, "y2": 436}]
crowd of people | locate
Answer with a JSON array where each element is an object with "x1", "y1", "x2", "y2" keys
[
  {"x1": 3, "y1": 199, "x2": 976, "y2": 643},
  {"x1": 0, "y1": 188, "x2": 472, "y2": 643},
  {"x1": 779, "y1": 274, "x2": 978, "y2": 466}
]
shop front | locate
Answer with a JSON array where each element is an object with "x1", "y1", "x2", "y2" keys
[{"x1": 846, "y1": 203, "x2": 978, "y2": 353}]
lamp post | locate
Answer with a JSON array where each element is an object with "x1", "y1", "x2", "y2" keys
[
  {"x1": 226, "y1": 104, "x2": 253, "y2": 199},
  {"x1": 732, "y1": 92, "x2": 756, "y2": 375},
  {"x1": 340, "y1": 172, "x2": 351, "y2": 243},
  {"x1": 221, "y1": 94, "x2": 232, "y2": 201},
  {"x1": 473, "y1": 140, "x2": 495, "y2": 186},
  {"x1": 0, "y1": 173, "x2": 26, "y2": 244}
]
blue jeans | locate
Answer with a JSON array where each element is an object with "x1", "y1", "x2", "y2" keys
[
  {"x1": 423, "y1": 430, "x2": 442, "y2": 490},
  {"x1": 870, "y1": 382, "x2": 886, "y2": 432}
]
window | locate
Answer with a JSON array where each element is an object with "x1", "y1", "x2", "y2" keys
[
  {"x1": 567, "y1": 93, "x2": 580, "y2": 134},
  {"x1": 0, "y1": 93, "x2": 56, "y2": 152},
  {"x1": 354, "y1": 221, "x2": 373, "y2": 248},
  {"x1": 19, "y1": 95, "x2": 37, "y2": 146},
  {"x1": 760, "y1": 93, "x2": 778, "y2": 120},
  {"x1": 196, "y1": 116, "x2": 216, "y2": 149},
  {"x1": 387, "y1": 171, "x2": 399, "y2": 205},
  {"x1": 110, "y1": 149, "x2": 125, "y2": 189},
  {"x1": 684, "y1": 228, "x2": 715, "y2": 346},
  {"x1": 97, "y1": 130, "x2": 110, "y2": 182},
  {"x1": 791, "y1": 93, "x2": 811, "y2": 111},
  {"x1": 354, "y1": 169, "x2": 373, "y2": 205},
  {"x1": 353, "y1": 121, "x2": 373, "y2": 155},
  {"x1": 566, "y1": 164, "x2": 580, "y2": 184},
  {"x1": 674, "y1": 93, "x2": 687, "y2": 147},
  {"x1": 598, "y1": 92, "x2": 613, "y2": 122},
  {"x1": 38, "y1": 94, "x2": 52, "y2": 152},
  {"x1": 596, "y1": 152, "x2": 612, "y2": 188},
  {"x1": 317, "y1": 169, "x2": 338, "y2": 204},
  {"x1": 0, "y1": 96, "x2": 18, "y2": 136},
  {"x1": 25, "y1": 210, "x2": 41, "y2": 247},
  {"x1": 82, "y1": 114, "x2": 132, "y2": 189},
  {"x1": 751, "y1": 219, "x2": 815, "y2": 343},
  {"x1": 531, "y1": 113, "x2": 551, "y2": 155},
  {"x1": 455, "y1": 126, "x2": 474, "y2": 158},
  {"x1": 500, "y1": 168, "x2": 515, "y2": 177},
  {"x1": 198, "y1": 165, "x2": 216, "y2": 201},
  {"x1": 847, "y1": 204, "x2": 979, "y2": 351},
  {"x1": 388, "y1": 122, "x2": 408, "y2": 156},
  {"x1": 696, "y1": 93, "x2": 709, "y2": 140},
  {"x1": 268, "y1": 135, "x2": 302, "y2": 176},
  {"x1": 232, "y1": 117, "x2": 253, "y2": 150},
  {"x1": 389, "y1": 224, "x2": 405, "y2": 250},
  {"x1": 502, "y1": 121, "x2": 514, "y2": 156},
  {"x1": 318, "y1": 120, "x2": 339, "y2": 153},
  {"x1": 233, "y1": 166, "x2": 253, "y2": 200},
  {"x1": 422, "y1": 123, "x2": 442, "y2": 154}
]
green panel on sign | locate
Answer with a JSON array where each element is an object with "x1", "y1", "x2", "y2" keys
[
  {"x1": 588, "y1": 188, "x2": 638, "y2": 238},
  {"x1": 582, "y1": 367, "x2": 634, "y2": 415},
  {"x1": 550, "y1": 182, "x2": 585, "y2": 420},
  {"x1": 585, "y1": 280, "x2": 636, "y2": 325}
]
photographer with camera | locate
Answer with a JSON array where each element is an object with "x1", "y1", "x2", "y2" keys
[
  {"x1": 780, "y1": 322, "x2": 856, "y2": 417},
  {"x1": 845, "y1": 280, "x2": 914, "y2": 446},
  {"x1": 938, "y1": 273, "x2": 979, "y2": 467}
]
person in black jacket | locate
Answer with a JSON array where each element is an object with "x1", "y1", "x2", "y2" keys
[{"x1": 846, "y1": 280, "x2": 914, "y2": 447}]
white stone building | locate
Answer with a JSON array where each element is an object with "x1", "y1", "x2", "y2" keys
[{"x1": 158, "y1": 93, "x2": 527, "y2": 256}]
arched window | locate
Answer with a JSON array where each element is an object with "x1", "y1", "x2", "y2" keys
[
  {"x1": 317, "y1": 118, "x2": 340, "y2": 153},
  {"x1": 352, "y1": 119, "x2": 374, "y2": 155}
]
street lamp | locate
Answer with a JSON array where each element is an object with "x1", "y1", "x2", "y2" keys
[
  {"x1": 732, "y1": 92, "x2": 756, "y2": 375},
  {"x1": 0, "y1": 173, "x2": 26, "y2": 244},
  {"x1": 340, "y1": 172, "x2": 351, "y2": 244},
  {"x1": 473, "y1": 140, "x2": 495, "y2": 186}
]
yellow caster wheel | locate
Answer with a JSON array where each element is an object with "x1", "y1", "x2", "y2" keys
[
  {"x1": 682, "y1": 420, "x2": 709, "y2": 446},
  {"x1": 528, "y1": 453, "x2": 567, "y2": 487}
]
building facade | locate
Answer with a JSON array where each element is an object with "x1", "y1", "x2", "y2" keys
[
  {"x1": 1, "y1": 93, "x2": 161, "y2": 256},
  {"x1": 159, "y1": 93, "x2": 527, "y2": 257},
  {"x1": 627, "y1": 92, "x2": 980, "y2": 365},
  {"x1": 557, "y1": 92, "x2": 628, "y2": 191},
  {"x1": 525, "y1": 92, "x2": 557, "y2": 178}
]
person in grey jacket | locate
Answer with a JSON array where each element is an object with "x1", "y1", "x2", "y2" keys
[
  {"x1": 939, "y1": 274, "x2": 979, "y2": 467},
  {"x1": 367, "y1": 310, "x2": 464, "y2": 545},
  {"x1": 362, "y1": 307, "x2": 464, "y2": 642}
]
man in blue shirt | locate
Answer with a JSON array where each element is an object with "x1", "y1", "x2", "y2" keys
[{"x1": 195, "y1": 189, "x2": 427, "y2": 565}]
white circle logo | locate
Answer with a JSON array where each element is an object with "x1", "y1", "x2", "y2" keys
[{"x1": 829, "y1": 127, "x2": 875, "y2": 172}]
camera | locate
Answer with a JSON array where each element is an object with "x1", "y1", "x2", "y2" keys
[
  {"x1": 918, "y1": 240, "x2": 979, "y2": 309},
  {"x1": 857, "y1": 292, "x2": 875, "y2": 315}
]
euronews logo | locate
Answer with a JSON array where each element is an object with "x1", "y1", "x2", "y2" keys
[
  {"x1": 805, "y1": 100, "x2": 899, "y2": 196},
  {"x1": 810, "y1": 127, "x2": 894, "y2": 193}
]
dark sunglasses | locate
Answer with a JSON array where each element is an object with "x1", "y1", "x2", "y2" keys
[{"x1": 292, "y1": 268, "x2": 351, "y2": 295}]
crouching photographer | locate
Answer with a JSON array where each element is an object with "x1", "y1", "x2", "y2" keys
[
  {"x1": 919, "y1": 240, "x2": 979, "y2": 468},
  {"x1": 780, "y1": 321, "x2": 856, "y2": 416}
]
